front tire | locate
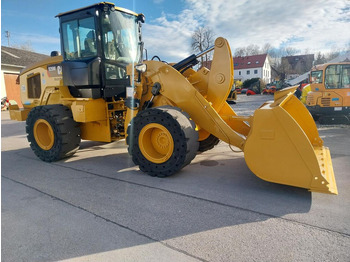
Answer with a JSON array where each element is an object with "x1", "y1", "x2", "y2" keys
[
  {"x1": 127, "y1": 106, "x2": 199, "y2": 177},
  {"x1": 26, "y1": 105, "x2": 81, "y2": 162}
]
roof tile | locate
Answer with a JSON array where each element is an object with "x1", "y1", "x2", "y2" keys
[
  {"x1": 233, "y1": 54, "x2": 267, "y2": 69},
  {"x1": 1, "y1": 46, "x2": 49, "y2": 67}
]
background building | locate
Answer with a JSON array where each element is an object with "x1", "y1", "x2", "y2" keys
[
  {"x1": 233, "y1": 54, "x2": 271, "y2": 84},
  {"x1": 281, "y1": 54, "x2": 314, "y2": 80},
  {"x1": 203, "y1": 54, "x2": 272, "y2": 84},
  {"x1": 1, "y1": 46, "x2": 48, "y2": 107}
]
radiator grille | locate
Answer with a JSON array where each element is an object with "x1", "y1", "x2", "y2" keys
[{"x1": 321, "y1": 98, "x2": 331, "y2": 107}]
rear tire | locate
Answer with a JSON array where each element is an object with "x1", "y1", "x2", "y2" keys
[
  {"x1": 26, "y1": 105, "x2": 81, "y2": 162},
  {"x1": 127, "y1": 106, "x2": 199, "y2": 177},
  {"x1": 198, "y1": 134, "x2": 220, "y2": 152}
]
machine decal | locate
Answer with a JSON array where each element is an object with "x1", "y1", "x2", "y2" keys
[{"x1": 47, "y1": 64, "x2": 63, "y2": 77}]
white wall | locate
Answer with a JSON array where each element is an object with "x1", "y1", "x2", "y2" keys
[
  {"x1": 262, "y1": 57, "x2": 271, "y2": 83},
  {"x1": 1, "y1": 71, "x2": 6, "y2": 97},
  {"x1": 234, "y1": 67, "x2": 262, "y2": 82}
]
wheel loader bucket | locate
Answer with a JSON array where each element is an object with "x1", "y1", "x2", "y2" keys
[{"x1": 244, "y1": 87, "x2": 338, "y2": 194}]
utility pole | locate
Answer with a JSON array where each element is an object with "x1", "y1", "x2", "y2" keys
[{"x1": 5, "y1": 31, "x2": 10, "y2": 46}]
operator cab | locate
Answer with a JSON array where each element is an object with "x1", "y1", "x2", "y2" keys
[{"x1": 56, "y1": 2, "x2": 144, "y2": 99}]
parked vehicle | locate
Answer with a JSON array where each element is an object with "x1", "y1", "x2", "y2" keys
[
  {"x1": 246, "y1": 83, "x2": 261, "y2": 96},
  {"x1": 226, "y1": 86, "x2": 237, "y2": 104},
  {"x1": 1, "y1": 97, "x2": 10, "y2": 110},
  {"x1": 306, "y1": 62, "x2": 350, "y2": 124},
  {"x1": 262, "y1": 85, "x2": 276, "y2": 95}
]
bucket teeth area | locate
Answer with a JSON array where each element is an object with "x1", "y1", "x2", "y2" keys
[{"x1": 311, "y1": 147, "x2": 338, "y2": 195}]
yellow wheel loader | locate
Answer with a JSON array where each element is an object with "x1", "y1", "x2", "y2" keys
[
  {"x1": 9, "y1": 2, "x2": 337, "y2": 194},
  {"x1": 226, "y1": 86, "x2": 237, "y2": 104}
]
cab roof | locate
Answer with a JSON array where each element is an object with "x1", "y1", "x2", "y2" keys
[
  {"x1": 311, "y1": 62, "x2": 350, "y2": 71},
  {"x1": 56, "y1": 2, "x2": 138, "y2": 18}
]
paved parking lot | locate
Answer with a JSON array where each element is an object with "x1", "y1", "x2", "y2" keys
[{"x1": 2, "y1": 95, "x2": 350, "y2": 261}]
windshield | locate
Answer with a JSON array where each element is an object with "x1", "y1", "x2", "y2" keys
[
  {"x1": 101, "y1": 10, "x2": 141, "y2": 65},
  {"x1": 325, "y1": 64, "x2": 350, "y2": 89}
]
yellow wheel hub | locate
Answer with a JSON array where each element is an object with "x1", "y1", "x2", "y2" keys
[
  {"x1": 33, "y1": 119, "x2": 54, "y2": 150},
  {"x1": 139, "y1": 123, "x2": 174, "y2": 164}
]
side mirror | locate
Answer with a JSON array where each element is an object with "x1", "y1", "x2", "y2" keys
[
  {"x1": 135, "y1": 63, "x2": 147, "y2": 73},
  {"x1": 137, "y1": 13, "x2": 145, "y2": 23}
]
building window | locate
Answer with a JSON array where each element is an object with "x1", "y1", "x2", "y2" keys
[
  {"x1": 254, "y1": 70, "x2": 258, "y2": 74},
  {"x1": 239, "y1": 71, "x2": 241, "y2": 75},
  {"x1": 247, "y1": 70, "x2": 250, "y2": 75}
]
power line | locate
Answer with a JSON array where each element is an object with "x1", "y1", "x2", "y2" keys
[{"x1": 5, "y1": 31, "x2": 10, "y2": 46}]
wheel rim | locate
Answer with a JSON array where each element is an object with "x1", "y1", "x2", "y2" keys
[
  {"x1": 33, "y1": 119, "x2": 54, "y2": 150},
  {"x1": 139, "y1": 123, "x2": 174, "y2": 164}
]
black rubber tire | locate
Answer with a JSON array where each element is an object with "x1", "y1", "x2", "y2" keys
[
  {"x1": 318, "y1": 115, "x2": 350, "y2": 125},
  {"x1": 198, "y1": 134, "x2": 220, "y2": 152},
  {"x1": 126, "y1": 106, "x2": 199, "y2": 177},
  {"x1": 312, "y1": 114, "x2": 320, "y2": 122},
  {"x1": 26, "y1": 105, "x2": 81, "y2": 162}
]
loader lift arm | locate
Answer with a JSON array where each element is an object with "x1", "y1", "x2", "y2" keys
[{"x1": 140, "y1": 37, "x2": 337, "y2": 195}]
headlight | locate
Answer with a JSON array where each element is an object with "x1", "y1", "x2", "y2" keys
[{"x1": 135, "y1": 63, "x2": 147, "y2": 73}]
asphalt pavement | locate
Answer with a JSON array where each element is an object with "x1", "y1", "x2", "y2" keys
[{"x1": 1, "y1": 95, "x2": 350, "y2": 262}]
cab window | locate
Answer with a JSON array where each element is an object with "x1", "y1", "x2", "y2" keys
[
  {"x1": 325, "y1": 65, "x2": 350, "y2": 89},
  {"x1": 62, "y1": 17, "x2": 97, "y2": 60},
  {"x1": 341, "y1": 65, "x2": 350, "y2": 88},
  {"x1": 310, "y1": 70, "x2": 323, "y2": 84}
]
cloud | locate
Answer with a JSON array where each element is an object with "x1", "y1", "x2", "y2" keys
[
  {"x1": 143, "y1": 0, "x2": 350, "y2": 61},
  {"x1": 5, "y1": 32, "x2": 61, "y2": 54},
  {"x1": 186, "y1": 0, "x2": 350, "y2": 51},
  {"x1": 143, "y1": 10, "x2": 199, "y2": 62},
  {"x1": 15, "y1": 33, "x2": 60, "y2": 45}
]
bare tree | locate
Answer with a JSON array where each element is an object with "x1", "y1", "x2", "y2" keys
[
  {"x1": 234, "y1": 47, "x2": 246, "y2": 57},
  {"x1": 12, "y1": 40, "x2": 34, "y2": 51},
  {"x1": 191, "y1": 27, "x2": 215, "y2": 66},
  {"x1": 314, "y1": 52, "x2": 326, "y2": 65},
  {"x1": 285, "y1": 47, "x2": 298, "y2": 56},
  {"x1": 234, "y1": 44, "x2": 260, "y2": 56},
  {"x1": 245, "y1": 44, "x2": 260, "y2": 55},
  {"x1": 277, "y1": 58, "x2": 292, "y2": 81},
  {"x1": 261, "y1": 43, "x2": 272, "y2": 54}
]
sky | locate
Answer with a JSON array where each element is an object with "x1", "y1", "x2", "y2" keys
[{"x1": 1, "y1": 0, "x2": 350, "y2": 62}]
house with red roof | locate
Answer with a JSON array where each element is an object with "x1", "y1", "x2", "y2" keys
[{"x1": 233, "y1": 54, "x2": 272, "y2": 84}]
